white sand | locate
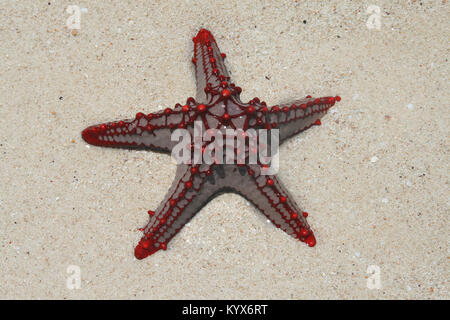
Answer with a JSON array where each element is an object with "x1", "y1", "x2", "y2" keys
[{"x1": 0, "y1": 1, "x2": 448, "y2": 299}]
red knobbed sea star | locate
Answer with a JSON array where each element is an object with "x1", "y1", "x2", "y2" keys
[{"x1": 82, "y1": 29, "x2": 341, "y2": 259}]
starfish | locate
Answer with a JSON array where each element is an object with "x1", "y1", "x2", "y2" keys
[{"x1": 82, "y1": 29, "x2": 340, "y2": 259}]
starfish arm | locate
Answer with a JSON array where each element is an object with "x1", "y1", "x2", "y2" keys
[
  {"x1": 81, "y1": 103, "x2": 195, "y2": 152},
  {"x1": 135, "y1": 163, "x2": 317, "y2": 259},
  {"x1": 226, "y1": 165, "x2": 316, "y2": 246},
  {"x1": 135, "y1": 164, "x2": 219, "y2": 259},
  {"x1": 192, "y1": 29, "x2": 231, "y2": 104},
  {"x1": 266, "y1": 95, "x2": 341, "y2": 143}
]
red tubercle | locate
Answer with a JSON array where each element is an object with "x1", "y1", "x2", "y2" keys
[
  {"x1": 306, "y1": 234, "x2": 316, "y2": 247},
  {"x1": 185, "y1": 181, "x2": 193, "y2": 189},
  {"x1": 266, "y1": 178, "x2": 274, "y2": 186},
  {"x1": 186, "y1": 97, "x2": 196, "y2": 104},
  {"x1": 300, "y1": 228, "x2": 309, "y2": 237},
  {"x1": 190, "y1": 166, "x2": 198, "y2": 174},
  {"x1": 197, "y1": 104, "x2": 207, "y2": 112},
  {"x1": 193, "y1": 28, "x2": 215, "y2": 44},
  {"x1": 134, "y1": 238, "x2": 160, "y2": 260},
  {"x1": 315, "y1": 119, "x2": 321, "y2": 126},
  {"x1": 291, "y1": 212, "x2": 298, "y2": 219},
  {"x1": 141, "y1": 239, "x2": 151, "y2": 249},
  {"x1": 221, "y1": 89, "x2": 231, "y2": 98},
  {"x1": 135, "y1": 112, "x2": 144, "y2": 120},
  {"x1": 302, "y1": 211, "x2": 308, "y2": 217},
  {"x1": 148, "y1": 210, "x2": 154, "y2": 216}
]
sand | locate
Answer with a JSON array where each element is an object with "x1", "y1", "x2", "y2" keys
[{"x1": 0, "y1": 0, "x2": 448, "y2": 299}]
